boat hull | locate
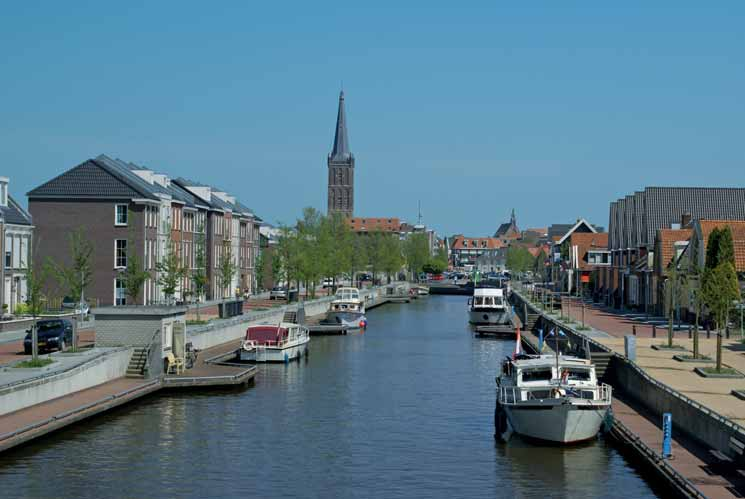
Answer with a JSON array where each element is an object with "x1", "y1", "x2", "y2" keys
[
  {"x1": 325, "y1": 311, "x2": 367, "y2": 329},
  {"x1": 499, "y1": 400, "x2": 609, "y2": 444},
  {"x1": 240, "y1": 340, "x2": 310, "y2": 363},
  {"x1": 469, "y1": 309, "x2": 510, "y2": 325}
]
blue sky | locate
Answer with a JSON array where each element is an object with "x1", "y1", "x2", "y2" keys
[{"x1": 2, "y1": 2, "x2": 744, "y2": 236}]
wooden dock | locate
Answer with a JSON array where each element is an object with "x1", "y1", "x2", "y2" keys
[{"x1": 474, "y1": 324, "x2": 516, "y2": 338}]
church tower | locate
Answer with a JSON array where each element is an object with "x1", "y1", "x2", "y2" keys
[{"x1": 327, "y1": 90, "x2": 354, "y2": 217}]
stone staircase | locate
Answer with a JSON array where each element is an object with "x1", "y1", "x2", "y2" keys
[
  {"x1": 590, "y1": 351, "x2": 614, "y2": 382},
  {"x1": 522, "y1": 312, "x2": 540, "y2": 332},
  {"x1": 126, "y1": 347, "x2": 148, "y2": 379},
  {"x1": 282, "y1": 310, "x2": 297, "y2": 323}
]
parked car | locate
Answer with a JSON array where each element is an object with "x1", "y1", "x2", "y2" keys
[
  {"x1": 62, "y1": 296, "x2": 90, "y2": 316},
  {"x1": 432, "y1": 274, "x2": 444, "y2": 281},
  {"x1": 322, "y1": 278, "x2": 335, "y2": 288},
  {"x1": 24, "y1": 319, "x2": 73, "y2": 354},
  {"x1": 269, "y1": 286, "x2": 288, "y2": 300}
]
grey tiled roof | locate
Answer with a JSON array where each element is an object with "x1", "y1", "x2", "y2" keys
[
  {"x1": 548, "y1": 224, "x2": 573, "y2": 240},
  {"x1": 27, "y1": 159, "x2": 152, "y2": 199},
  {"x1": 0, "y1": 195, "x2": 33, "y2": 226},
  {"x1": 609, "y1": 187, "x2": 745, "y2": 250}
]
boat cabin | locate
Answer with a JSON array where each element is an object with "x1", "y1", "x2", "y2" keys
[
  {"x1": 470, "y1": 287, "x2": 506, "y2": 309},
  {"x1": 331, "y1": 287, "x2": 363, "y2": 312},
  {"x1": 499, "y1": 355, "x2": 601, "y2": 401},
  {"x1": 246, "y1": 323, "x2": 305, "y2": 346}
]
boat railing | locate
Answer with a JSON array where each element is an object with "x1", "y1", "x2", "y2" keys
[{"x1": 498, "y1": 383, "x2": 612, "y2": 405}]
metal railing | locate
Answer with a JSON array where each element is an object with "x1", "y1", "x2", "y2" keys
[{"x1": 498, "y1": 383, "x2": 612, "y2": 405}]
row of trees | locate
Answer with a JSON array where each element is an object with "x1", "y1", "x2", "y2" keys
[{"x1": 272, "y1": 208, "x2": 438, "y2": 298}]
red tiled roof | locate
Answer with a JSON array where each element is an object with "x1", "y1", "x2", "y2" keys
[
  {"x1": 656, "y1": 229, "x2": 692, "y2": 269},
  {"x1": 698, "y1": 220, "x2": 745, "y2": 271},
  {"x1": 347, "y1": 217, "x2": 401, "y2": 233},
  {"x1": 451, "y1": 236, "x2": 505, "y2": 250}
]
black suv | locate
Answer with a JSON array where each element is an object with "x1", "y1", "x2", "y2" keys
[{"x1": 23, "y1": 319, "x2": 73, "y2": 354}]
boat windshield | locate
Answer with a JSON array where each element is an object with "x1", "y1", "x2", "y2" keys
[
  {"x1": 336, "y1": 289, "x2": 359, "y2": 301},
  {"x1": 563, "y1": 368, "x2": 591, "y2": 381},
  {"x1": 521, "y1": 368, "x2": 553, "y2": 382}
]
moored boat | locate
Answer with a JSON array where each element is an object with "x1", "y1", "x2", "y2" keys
[
  {"x1": 325, "y1": 287, "x2": 367, "y2": 329},
  {"x1": 468, "y1": 287, "x2": 510, "y2": 325},
  {"x1": 240, "y1": 322, "x2": 310, "y2": 363},
  {"x1": 494, "y1": 352, "x2": 612, "y2": 444}
]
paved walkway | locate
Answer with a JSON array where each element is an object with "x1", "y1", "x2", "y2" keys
[
  {"x1": 0, "y1": 330, "x2": 95, "y2": 366},
  {"x1": 555, "y1": 297, "x2": 745, "y2": 427}
]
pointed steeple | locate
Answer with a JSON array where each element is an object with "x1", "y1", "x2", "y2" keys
[
  {"x1": 330, "y1": 90, "x2": 352, "y2": 161},
  {"x1": 511, "y1": 208, "x2": 516, "y2": 226}
]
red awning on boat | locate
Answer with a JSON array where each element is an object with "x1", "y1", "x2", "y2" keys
[{"x1": 246, "y1": 325, "x2": 288, "y2": 343}]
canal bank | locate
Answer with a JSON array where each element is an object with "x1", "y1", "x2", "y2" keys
[
  {"x1": 511, "y1": 287, "x2": 745, "y2": 498},
  {"x1": 0, "y1": 295, "x2": 657, "y2": 499}
]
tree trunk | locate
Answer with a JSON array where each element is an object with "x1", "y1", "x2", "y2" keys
[
  {"x1": 716, "y1": 317, "x2": 723, "y2": 372},
  {"x1": 693, "y1": 306, "x2": 699, "y2": 359}
]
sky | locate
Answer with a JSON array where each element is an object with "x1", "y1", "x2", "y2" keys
[{"x1": 2, "y1": 2, "x2": 744, "y2": 237}]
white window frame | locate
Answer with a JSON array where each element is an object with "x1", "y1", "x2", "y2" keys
[
  {"x1": 115, "y1": 204, "x2": 128, "y2": 226},
  {"x1": 115, "y1": 239, "x2": 127, "y2": 269},
  {"x1": 114, "y1": 278, "x2": 126, "y2": 306}
]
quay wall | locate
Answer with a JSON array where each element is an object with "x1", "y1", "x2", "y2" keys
[
  {"x1": 187, "y1": 286, "x2": 390, "y2": 351},
  {"x1": 0, "y1": 348, "x2": 132, "y2": 416}
]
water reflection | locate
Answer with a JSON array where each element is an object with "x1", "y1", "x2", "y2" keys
[{"x1": 0, "y1": 295, "x2": 657, "y2": 499}]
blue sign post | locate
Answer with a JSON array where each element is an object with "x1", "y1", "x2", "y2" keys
[{"x1": 662, "y1": 413, "x2": 672, "y2": 459}]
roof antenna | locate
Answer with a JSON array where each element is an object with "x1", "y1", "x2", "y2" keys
[{"x1": 417, "y1": 200, "x2": 422, "y2": 225}]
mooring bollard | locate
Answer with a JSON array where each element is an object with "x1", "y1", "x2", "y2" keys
[
  {"x1": 632, "y1": 324, "x2": 636, "y2": 336},
  {"x1": 652, "y1": 324, "x2": 656, "y2": 338}
]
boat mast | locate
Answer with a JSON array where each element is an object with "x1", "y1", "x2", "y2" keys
[{"x1": 555, "y1": 326, "x2": 560, "y2": 382}]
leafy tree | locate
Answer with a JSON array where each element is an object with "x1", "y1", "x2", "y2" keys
[
  {"x1": 192, "y1": 224, "x2": 208, "y2": 320},
  {"x1": 664, "y1": 257, "x2": 687, "y2": 347},
  {"x1": 367, "y1": 230, "x2": 386, "y2": 284},
  {"x1": 702, "y1": 227, "x2": 741, "y2": 371},
  {"x1": 25, "y1": 261, "x2": 51, "y2": 361},
  {"x1": 254, "y1": 249, "x2": 265, "y2": 292},
  {"x1": 48, "y1": 227, "x2": 94, "y2": 307},
  {"x1": 533, "y1": 250, "x2": 547, "y2": 280},
  {"x1": 121, "y1": 250, "x2": 149, "y2": 305},
  {"x1": 156, "y1": 237, "x2": 187, "y2": 305},
  {"x1": 271, "y1": 250, "x2": 282, "y2": 287},
  {"x1": 217, "y1": 241, "x2": 238, "y2": 301},
  {"x1": 404, "y1": 233, "x2": 430, "y2": 280},
  {"x1": 381, "y1": 234, "x2": 404, "y2": 282},
  {"x1": 506, "y1": 246, "x2": 535, "y2": 274},
  {"x1": 348, "y1": 232, "x2": 368, "y2": 285}
]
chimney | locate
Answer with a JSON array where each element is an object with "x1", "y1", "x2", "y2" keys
[
  {"x1": 0, "y1": 177, "x2": 8, "y2": 207},
  {"x1": 681, "y1": 212, "x2": 692, "y2": 228}
]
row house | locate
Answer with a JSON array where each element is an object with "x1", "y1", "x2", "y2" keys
[
  {"x1": 449, "y1": 236, "x2": 506, "y2": 269},
  {"x1": 603, "y1": 187, "x2": 745, "y2": 311},
  {"x1": 548, "y1": 219, "x2": 604, "y2": 293},
  {"x1": 28, "y1": 155, "x2": 260, "y2": 307},
  {"x1": 0, "y1": 177, "x2": 34, "y2": 314}
]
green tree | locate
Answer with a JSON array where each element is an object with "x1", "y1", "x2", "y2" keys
[
  {"x1": 367, "y1": 230, "x2": 385, "y2": 284},
  {"x1": 192, "y1": 224, "x2": 208, "y2": 320},
  {"x1": 121, "y1": 250, "x2": 150, "y2": 305},
  {"x1": 506, "y1": 246, "x2": 535, "y2": 274},
  {"x1": 156, "y1": 237, "x2": 187, "y2": 305},
  {"x1": 217, "y1": 241, "x2": 238, "y2": 301},
  {"x1": 47, "y1": 227, "x2": 94, "y2": 350},
  {"x1": 381, "y1": 234, "x2": 404, "y2": 282},
  {"x1": 404, "y1": 233, "x2": 430, "y2": 280},
  {"x1": 25, "y1": 261, "x2": 51, "y2": 361},
  {"x1": 254, "y1": 249, "x2": 265, "y2": 292},
  {"x1": 348, "y1": 232, "x2": 368, "y2": 285},
  {"x1": 533, "y1": 250, "x2": 547, "y2": 280},
  {"x1": 702, "y1": 226, "x2": 741, "y2": 371},
  {"x1": 664, "y1": 257, "x2": 687, "y2": 348}
]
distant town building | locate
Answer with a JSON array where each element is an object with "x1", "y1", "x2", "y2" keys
[
  {"x1": 494, "y1": 209, "x2": 520, "y2": 242},
  {"x1": 0, "y1": 177, "x2": 34, "y2": 314},
  {"x1": 449, "y1": 235, "x2": 506, "y2": 269},
  {"x1": 347, "y1": 217, "x2": 401, "y2": 233},
  {"x1": 327, "y1": 91, "x2": 354, "y2": 218}
]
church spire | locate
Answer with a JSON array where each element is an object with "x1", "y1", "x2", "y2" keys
[
  {"x1": 511, "y1": 208, "x2": 516, "y2": 226},
  {"x1": 330, "y1": 90, "x2": 352, "y2": 161}
]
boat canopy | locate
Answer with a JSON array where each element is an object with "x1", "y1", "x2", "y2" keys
[
  {"x1": 246, "y1": 325, "x2": 288, "y2": 343},
  {"x1": 334, "y1": 287, "x2": 361, "y2": 301},
  {"x1": 473, "y1": 288, "x2": 504, "y2": 297}
]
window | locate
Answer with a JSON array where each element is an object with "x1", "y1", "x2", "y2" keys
[
  {"x1": 115, "y1": 204, "x2": 128, "y2": 226},
  {"x1": 115, "y1": 239, "x2": 127, "y2": 268},
  {"x1": 521, "y1": 369, "x2": 553, "y2": 382},
  {"x1": 115, "y1": 278, "x2": 126, "y2": 306}
]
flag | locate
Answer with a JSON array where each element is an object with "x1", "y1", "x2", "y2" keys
[{"x1": 513, "y1": 326, "x2": 522, "y2": 359}]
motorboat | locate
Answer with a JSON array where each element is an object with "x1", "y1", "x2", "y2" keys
[
  {"x1": 325, "y1": 287, "x2": 367, "y2": 329},
  {"x1": 494, "y1": 352, "x2": 612, "y2": 444},
  {"x1": 468, "y1": 287, "x2": 511, "y2": 325},
  {"x1": 240, "y1": 322, "x2": 310, "y2": 363}
]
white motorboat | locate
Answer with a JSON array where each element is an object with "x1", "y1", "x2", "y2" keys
[
  {"x1": 325, "y1": 287, "x2": 367, "y2": 329},
  {"x1": 240, "y1": 322, "x2": 310, "y2": 363},
  {"x1": 468, "y1": 287, "x2": 511, "y2": 325},
  {"x1": 495, "y1": 349, "x2": 612, "y2": 444}
]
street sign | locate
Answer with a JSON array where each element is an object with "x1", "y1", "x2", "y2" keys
[{"x1": 662, "y1": 413, "x2": 672, "y2": 458}]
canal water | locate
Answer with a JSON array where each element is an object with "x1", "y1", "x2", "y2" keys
[{"x1": 0, "y1": 295, "x2": 657, "y2": 499}]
